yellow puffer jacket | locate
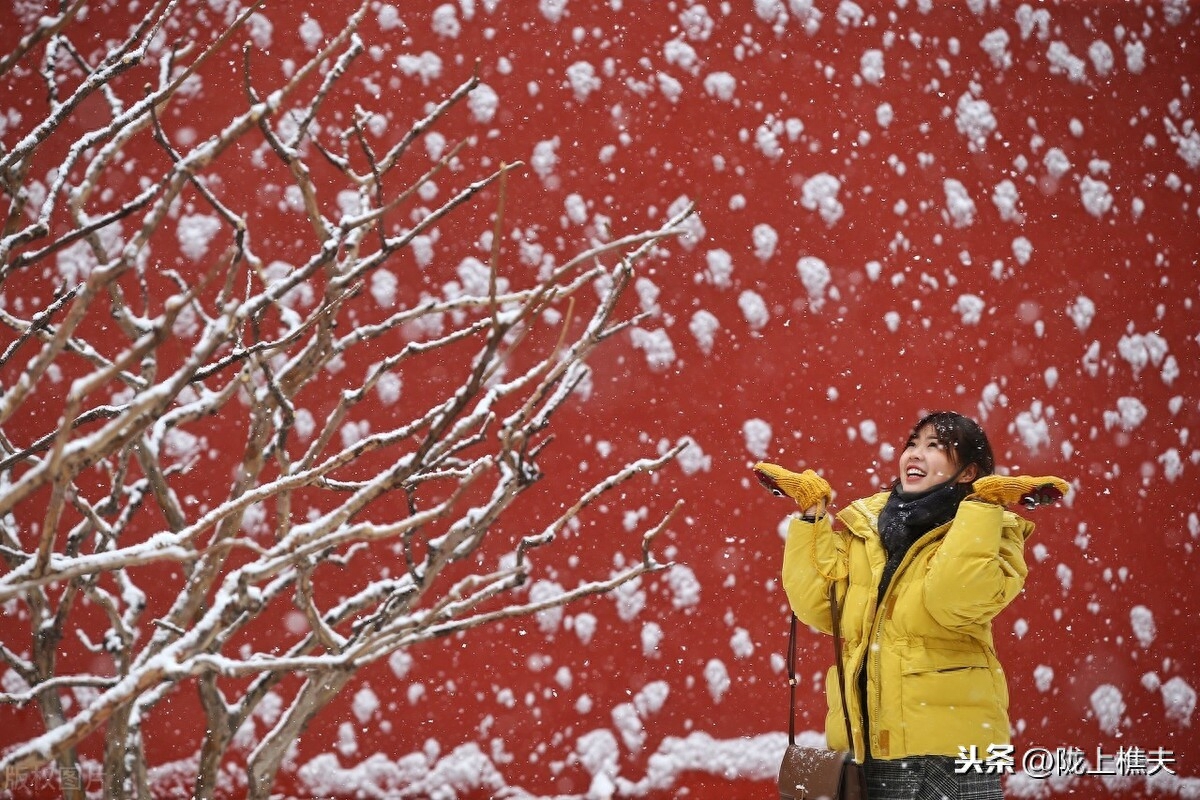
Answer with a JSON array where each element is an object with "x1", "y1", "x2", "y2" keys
[{"x1": 782, "y1": 491, "x2": 1034, "y2": 763}]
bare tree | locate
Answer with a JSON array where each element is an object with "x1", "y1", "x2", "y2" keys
[{"x1": 0, "y1": 3, "x2": 695, "y2": 797}]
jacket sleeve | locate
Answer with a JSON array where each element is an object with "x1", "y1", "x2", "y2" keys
[
  {"x1": 922, "y1": 499, "x2": 1030, "y2": 630},
  {"x1": 781, "y1": 514, "x2": 850, "y2": 635}
]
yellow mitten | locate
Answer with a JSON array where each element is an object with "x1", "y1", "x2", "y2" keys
[
  {"x1": 752, "y1": 463, "x2": 831, "y2": 510},
  {"x1": 968, "y1": 475, "x2": 1070, "y2": 508}
]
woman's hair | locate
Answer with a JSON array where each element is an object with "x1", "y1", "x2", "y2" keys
[{"x1": 909, "y1": 411, "x2": 996, "y2": 478}]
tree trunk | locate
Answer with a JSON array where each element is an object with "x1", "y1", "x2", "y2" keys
[{"x1": 245, "y1": 669, "x2": 353, "y2": 800}]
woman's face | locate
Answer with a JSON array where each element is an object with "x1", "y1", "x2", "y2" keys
[{"x1": 899, "y1": 424, "x2": 973, "y2": 493}]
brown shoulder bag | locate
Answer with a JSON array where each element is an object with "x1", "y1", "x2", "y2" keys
[{"x1": 778, "y1": 582, "x2": 868, "y2": 800}]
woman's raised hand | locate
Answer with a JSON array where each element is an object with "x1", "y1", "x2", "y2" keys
[
  {"x1": 967, "y1": 475, "x2": 1071, "y2": 509},
  {"x1": 752, "y1": 463, "x2": 831, "y2": 514}
]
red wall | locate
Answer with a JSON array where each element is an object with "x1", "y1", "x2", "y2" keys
[{"x1": 2, "y1": 1, "x2": 1198, "y2": 797}]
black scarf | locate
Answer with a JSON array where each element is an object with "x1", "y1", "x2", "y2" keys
[{"x1": 875, "y1": 473, "x2": 971, "y2": 603}]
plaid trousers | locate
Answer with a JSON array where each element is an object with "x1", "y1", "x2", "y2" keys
[{"x1": 864, "y1": 756, "x2": 1003, "y2": 800}]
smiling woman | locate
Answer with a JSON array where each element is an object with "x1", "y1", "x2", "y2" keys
[
  {"x1": 897, "y1": 412, "x2": 994, "y2": 494},
  {"x1": 755, "y1": 412, "x2": 1070, "y2": 800}
]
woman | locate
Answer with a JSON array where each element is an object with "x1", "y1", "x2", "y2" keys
[{"x1": 754, "y1": 411, "x2": 1069, "y2": 800}]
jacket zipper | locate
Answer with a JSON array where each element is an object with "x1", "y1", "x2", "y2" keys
[{"x1": 853, "y1": 499, "x2": 951, "y2": 758}]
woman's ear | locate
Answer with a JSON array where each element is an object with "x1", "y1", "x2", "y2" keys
[{"x1": 959, "y1": 464, "x2": 979, "y2": 484}]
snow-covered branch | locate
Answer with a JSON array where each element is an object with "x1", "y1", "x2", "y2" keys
[{"x1": 0, "y1": 5, "x2": 696, "y2": 797}]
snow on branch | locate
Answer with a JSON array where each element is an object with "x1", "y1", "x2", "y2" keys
[{"x1": 0, "y1": 5, "x2": 697, "y2": 798}]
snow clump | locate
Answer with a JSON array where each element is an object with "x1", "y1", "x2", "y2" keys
[
  {"x1": 1067, "y1": 295, "x2": 1095, "y2": 331},
  {"x1": 667, "y1": 564, "x2": 701, "y2": 609},
  {"x1": 467, "y1": 83, "x2": 499, "y2": 123},
  {"x1": 704, "y1": 659, "x2": 731, "y2": 703},
  {"x1": 752, "y1": 223, "x2": 778, "y2": 261},
  {"x1": 1043, "y1": 148, "x2": 1071, "y2": 179},
  {"x1": 1012, "y1": 236, "x2": 1033, "y2": 265},
  {"x1": 656, "y1": 72, "x2": 684, "y2": 103},
  {"x1": 664, "y1": 39, "x2": 699, "y2": 72},
  {"x1": 352, "y1": 686, "x2": 380, "y2": 724},
  {"x1": 836, "y1": 1, "x2": 865, "y2": 27},
  {"x1": 1016, "y1": 5, "x2": 1051, "y2": 40},
  {"x1": 634, "y1": 681, "x2": 670, "y2": 717},
  {"x1": 1164, "y1": 119, "x2": 1200, "y2": 169},
  {"x1": 1161, "y1": 677, "x2": 1196, "y2": 727},
  {"x1": 1104, "y1": 397, "x2": 1148, "y2": 431},
  {"x1": 246, "y1": 13, "x2": 274, "y2": 48},
  {"x1": 860, "y1": 49, "x2": 884, "y2": 84},
  {"x1": 801, "y1": 174, "x2": 844, "y2": 225},
  {"x1": 1161, "y1": 0, "x2": 1190, "y2": 26},
  {"x1": 859, "y1": 420, "x2": 878, "y2": 445},
  {"x1": 943, "y1": 179, "x2": 977, "y2": 227},
  {"x1": 635, "y1": 277, "x2": 661, "y2": 316},
  {"x1": 738, "y1": 290, "x2": 770, "y2": 330},
  {"x1": 396, "y1": 51, "x2": 443, "y2": 84},
  {"x1": 298, "y1": 17, "x2": 323, "y2": 50},
  {"x1": 669, "y1": 194, "x2": 705, "y2": 248},
  {"x1": 376, "y1": 372, "x2": 402, "y2": 405},
  {"x1": 1088, "y1": 39, "x2": 1115, "y2": 76},
  {"x1": 955, "y1": 92, "x2": 997, "y2": 152},
  {"x1": 1090, "y1": 684, "x2": 1125, "y2": 734},
  {"x1": 431, "y1": 4, "x2": 461, "y2": 38},
  {"x1": 564, "y1": 193, "x2": 588, "y2": 225},
  {"x1": 876, "y1": 102, "x2": 894, "y2": 127},
  {"x1": 980, "y1": 28, "x2": 1011, "y2": 68},
  {"x1": 1125, "y1": 40, "x2": 1147, "y2": 74},
  {"x1": 730, "y1": 628, "x2": 754, "y2": 659},
  {"x1": 992, "y1": 180, "x2": 1022, "y2": 222},
  {"x1": 377, "y1": 4, "x2": 402, "y2": 30},
  {"x1": 538, "y1": 0, "x2": 568, "y2": 23},
  {"x1": 1047, "y1": 41, "x2": 1087, "y2": 83},
  {"x1": 573, "y1": 613, "x2": 598, "y2": 645},
  {"x1": 629, "y1": 327, "x2": 677, "y2": 371},
  {"x1": 680, "y1": 3, "x2": 715, "y2": 40},
  {"x1": 1013, "y1": 406, "x2": 1051, "y2": 452},
  {"x1": 388, "y1": 649, "x2": 413, "y2": 680},
  {"x1": 531, "y1": 137, "x2": 560, "y2": 182},
  {"x1": 743, "y1": 418, "x2": 772, "y2": 459},
  {"x1": 565, "y1": 61, "x2": 601, "y2": 101},
  {"x1": 529, "y1": 580, "x2": 566, "y2": 633},
  {"x1": 1129, "y1": 605, "x2": 1156, "y2": 648},
  {"x1": 1117, "y1": 331, "x2": 1169, "y2": 376},
  {"x1": 1079, "y1": 176, "x2": 1113, "y2": 218},
  {"x1": 574, "y1": 729, "x2": 619, "y2": 798},
  {"x1": 340, "y1": 420, "x2": 369, "y2": 448},
  {"x1": 953, "y1": 294, "x2": 986, "y2": 325},
  {"x1": 641, "y1": 622, "x2": 664, "y2": 657},
  {"x1": 370, "y1": 269, "x2": 398, "y2": 308},
  {"x1": 704, "y1": 249, "x2": 734, "y2": 287},
  {"x1": 755, "y1": 115, "x2": 785, "y2": 160},
  {"x1": 674, "y1": 436, "x2": 712, "y2": 475},
  {"x1": 177, "y1": 213, "x2": 222, "y2": 261},
  {"x1": 1158, "y1": 448, "x2": 1184, "y2": 482},
  {"x1": 796, "y1": 256, "x2": 831, "y2": 304},
  {"x1": 689, "y1": 310, "x2": 720, "y2": 355},
  {"x1": 703, "y1": 72, "x2": 737, "y2": 101},
  {"x1": 611, "y1": 703, "x2": 645, "y2": 752}
]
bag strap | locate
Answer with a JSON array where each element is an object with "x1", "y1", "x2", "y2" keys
[
  {"x1": 827, "y1": 581, "x2": 856, "y2": 751},
  {"x1": 786, "y1": 580, "x2": 855, "y2": 751},
  {"x1": 786, "y1": 613, "x2": 798, "y2": 745}
]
